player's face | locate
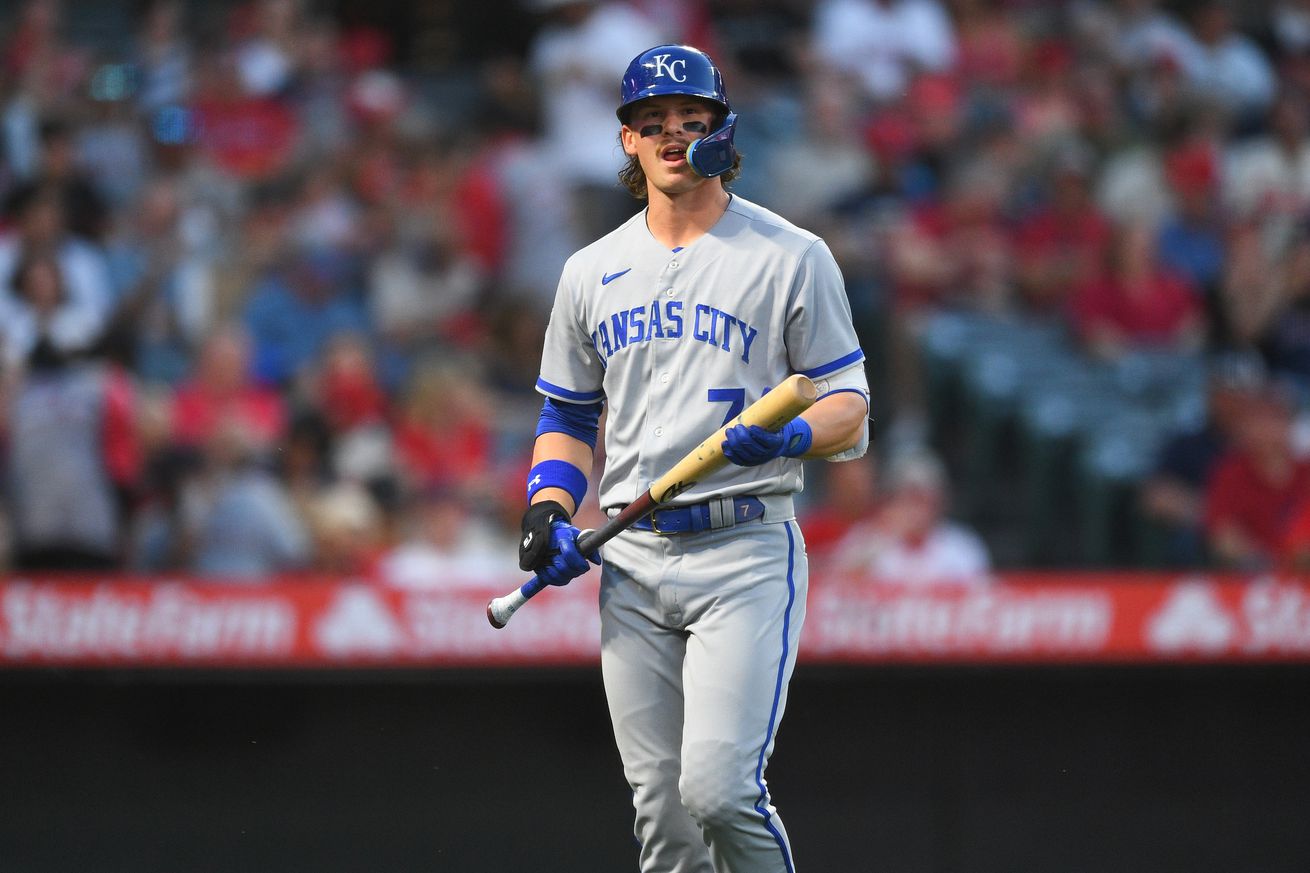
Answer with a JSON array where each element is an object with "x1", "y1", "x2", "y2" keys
[{"x1": 621, "y1": 96, "x2": 719, "y2": 196}]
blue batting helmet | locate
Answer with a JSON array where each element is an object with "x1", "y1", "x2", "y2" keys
[{"x1": 616, "y1": 44, "x2": 730, "y2": 123}]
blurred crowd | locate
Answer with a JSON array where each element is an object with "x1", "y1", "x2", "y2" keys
[{"x1": 1, "y1": 0, "x2": 1309, "y2": 585}]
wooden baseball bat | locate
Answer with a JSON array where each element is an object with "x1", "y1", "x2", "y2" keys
[{"x1": 487, "y1": 374, "x2": 818, "y2": 628}]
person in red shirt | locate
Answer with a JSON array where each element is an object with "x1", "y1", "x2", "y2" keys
[
  {"x1": 170, "y1": 324, "x2": 286, "y2": 456},
  {"x1": 1204, "y1": 387, "x2": 1310, "y2": 569},
  {"x1": 391, "y1": 360, "x2": 494, "y2": 496},
  {"x1": 1070, "y1": 220, "x2": 1206, "y2": 360},
  {"x1": 1013, "y1": 145, "x2": 1113, "y2": 314},
  {"x1": 1281, "y1": 499, "x2": 1310, "y2": 571},
  {"x1": 798, "y1": 453, "x2": 881, "y2": 560}
]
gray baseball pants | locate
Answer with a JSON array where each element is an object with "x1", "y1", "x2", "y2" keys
[{"x1": 599, "y1": 518, "x2": 807, "y2": 873}]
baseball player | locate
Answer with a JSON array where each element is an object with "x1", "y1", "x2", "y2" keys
[{"x1": 518, "y1": 44, "x2": 870, "y2": 873}]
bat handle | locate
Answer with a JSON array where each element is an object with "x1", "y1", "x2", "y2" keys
[
  {"x1": 487, "y1": 528, "x2": 604, "y2": 629},
  {"x1": 486, "y1": 575, "x2": 548, "y2": 629}
]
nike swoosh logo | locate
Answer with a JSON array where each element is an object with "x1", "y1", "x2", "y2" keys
[{"x1": 601, "y1": 268, "x2": 632, "y2": 285}]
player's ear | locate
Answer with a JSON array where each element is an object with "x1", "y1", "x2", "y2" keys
[{"x1": 620, "y1": 124, "x2": 640, "y2": 156}]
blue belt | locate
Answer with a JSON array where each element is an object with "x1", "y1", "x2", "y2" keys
[{"x1": 629, "y1": 496, "x2": 765, "y2": 535}]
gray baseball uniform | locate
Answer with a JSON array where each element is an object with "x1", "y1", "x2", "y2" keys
[{"x1": 536, "y1": 194, "x2": 868, "y2": 873}]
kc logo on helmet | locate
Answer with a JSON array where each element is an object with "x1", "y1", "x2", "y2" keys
[{"x1": 650, "y1": 54, "x2": 687, "y2": 82}]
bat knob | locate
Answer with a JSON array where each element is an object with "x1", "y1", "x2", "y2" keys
[{"x1": 487, "y1": 600, "x2": 508, "y2": 629}]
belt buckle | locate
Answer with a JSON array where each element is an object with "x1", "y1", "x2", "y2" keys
[{"x1": 648, "y1": 509, "x2": 672, "y2": 535}]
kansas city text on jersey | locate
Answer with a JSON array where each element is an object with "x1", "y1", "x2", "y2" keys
[{"x1": 590, "y1": 298, "x2": 760, "y2": 365}]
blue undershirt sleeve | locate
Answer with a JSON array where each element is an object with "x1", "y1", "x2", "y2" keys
[{"x1": 535, "y1": 397, "x2": 603, "y2": 449}]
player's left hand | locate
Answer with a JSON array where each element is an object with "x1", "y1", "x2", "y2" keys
[
  {"x1": 519, "y1": 501, "x2": 600, "y2": 586},
  {"x1": 722, "y1": 420, "x2": 813, "y2": 466},
  {"x1": 539, "y1": 519, "x2": 601, "y2": 586}
]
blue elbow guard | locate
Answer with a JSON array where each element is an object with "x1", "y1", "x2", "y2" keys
[{"x1": 535, "y1": 397, "x2": 602, "y2": 449}]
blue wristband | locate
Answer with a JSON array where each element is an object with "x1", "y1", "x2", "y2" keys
[
  {"x1": 780, "y1": 418, "x2": 813, "y2": 458},
  {"x1": 527, "y1": 460, "x2": 589, "y2": 508}
]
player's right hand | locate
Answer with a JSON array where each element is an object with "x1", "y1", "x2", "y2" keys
[{"x1": 722, "y1": 420, "x2": 812, "y2": 466}]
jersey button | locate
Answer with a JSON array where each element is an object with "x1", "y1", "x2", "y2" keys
[
  {"x1": 654, "y1": 426, "x2": 664, "y2": 437},
  {"x1": 660, "y1": 373, "x2": 670, "y2": 384},
  {"x1": 665, "y1": 288, "x2": 675, "y2": 297},
  {"x1": 669, "y1": 261, "x2": 679, "y2": 269}
]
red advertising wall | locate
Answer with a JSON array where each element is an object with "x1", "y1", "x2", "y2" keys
[{"x1": 3, "y1": 571, "x2": 1309, "y2": 668}]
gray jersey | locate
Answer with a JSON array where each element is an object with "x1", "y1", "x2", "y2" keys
[{"x1": 536, "y1": 195, "x2": 868, "y2": 510}]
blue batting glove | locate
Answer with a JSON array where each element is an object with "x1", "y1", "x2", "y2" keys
[
  {"x1": 721, "y1": 420, "x2": 813, "y2": 467},
  {"x1": 537, "y1": 520, "x2": 601, "y2": 586}
]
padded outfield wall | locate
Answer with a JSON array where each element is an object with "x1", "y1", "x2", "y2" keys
[{"x1": 2, "y1": 664, "x2": 1308, "y2": 873}]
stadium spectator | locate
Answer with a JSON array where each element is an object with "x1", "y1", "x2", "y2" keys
[
  {"x1": 283, "y1": 15, "x2": 353, "y2": 160},
  {"x1": 0, "y1": 184, "x2": 113, "y2": 365},
  {"x1": 1139, "y1": 351, "x2": 1266, "y2": 566},
  {"x1": 307, "y1": 331, "x2": 396, "y2": 491},
  {"x1": 1012, "y1": 38, "x2": 1083, "y2": 151},
  {"x1": 232, "y1": 0, "x2": 304, "y2": 99},
  {"x1": 810, "y1": 0, "x2": 957, "y2": 105},
  {"x1": 305, "y1": 480, "x2": 386, "y2": 577},
  {"x1": 1012, "y1": 143, "x2": 1113, "y2": 314},
  {"x1": 190, "y1": 43, "x2": 300, "y2": 184},
  {"x1": 131, "y1": 0, "x2": 193, "y2": 115},
  {"x1": 1071, "y1": 0, "x2": 1194, "y2": 77},
  {"x1": 951, "y1": 0, "x2": 1025, "y2": 91},
  {"x1": 1203, "y1": 384, "x2": 1310, "y2": 569},
  {"x1": 888, "y1": 153, "x2": 1014, "y2": 315},
  {"x1": 289, "y1": 164, "x2": 362, "y2": 256},
  {"x1": 276, "y1": 407, "x2": 337, "y2": 526},
  {"x1": 799, "y1": 453, "x2": 881, "y2": 559},
  {"x1": 1223, "y1": 90, "x2": 1310, "y2": 229},
  {"x1": 1156, "y1": 139, "x2": 1228, "y2": 309},
  {"x1": 367, "y1": 195, "x2": 486, "y2": 357},
  {"x1": 2, "y1": 255, "x2": 139, "y2": 570},
  {"x1": 1281, "y1": 495, "x2": 1310, "y2": 569},
  {"x1": 829, "y1": 448, "x2": 990, "y2": 585},
  {"x1": 76, "y1": 75, "x2": 152, "y2": 214},
  {"x1": 169, "y1": 324, "x2": 286, "y2": 457},
  {"x1": 1221, "y1": 217, "x2": 1310, "y2": 393},
  {"x1": 882, "y1": 152, "x2": 1014, "y2": 445},
  {"x1": 391, "y1": 359, "x2": 496, "y2": 497},
  {"x1": 1070, "y1": 220, "x2": 1205, "y2": 362},
  {"x1": 475, "y1": 55, "x2": 579, "y2": 307},
  {"x1": 1256, "y1": 223, "x2": 1310, "y2": 393},
  {"x1": 525, "y1": 0, "x2": 659, "y2": 243},
  {"x1": 379, "y1": 482, "x2": 518, "y2": 589},
  {"x1": 1267, "y1": 0, "x2": 1310, "y2": 61},
  {"x1": 102, "y1": 177, "x2": 215, "y2": 384},
  {"x1": 1, "y1": 1, "x2": 77, "y2": 180},
  {"x1": 29, "y1": 115, "x2": 109, "y2": 241},
  {"x1": 126, "y1": 443, "x2": 201, "y2": 572},
  {"x1": 1097, "y1": 111, "x2": 1225, "y2": 226},
  {"x1": 186, "y1": 416, "x2": 310, "y2": 580},
  {"x1": 763, "y1": 77, "x2": 877, "y2": 228},
  {"x1": 1173, "y1": 0, "x2": 1277, "y2": 130},
  {"x1": 242, "y1": 245, "x2": 370, "y2": 388}
]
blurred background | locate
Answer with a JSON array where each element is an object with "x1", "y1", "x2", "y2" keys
[{"x1": 1, "y1": 0, "x2": 1309, "y2": 870}]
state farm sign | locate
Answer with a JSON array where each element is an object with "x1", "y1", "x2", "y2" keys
[
  {"x1": 806, "y1": 585, "x2": 1114, "y2": 660},
  {"x1": 1, "y1": 581, "x2": 296, "y2": 661},
  {"x1": 1147, "y1": 578, "x2": 1310, "y2": 656},
  {"x1": 1, "y1": 572, "x2": 1308, "y2": 667}
]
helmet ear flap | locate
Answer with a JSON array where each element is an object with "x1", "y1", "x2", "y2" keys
[{"x1": 686, "y1": 112, "x2": 738, "y2": 178}]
